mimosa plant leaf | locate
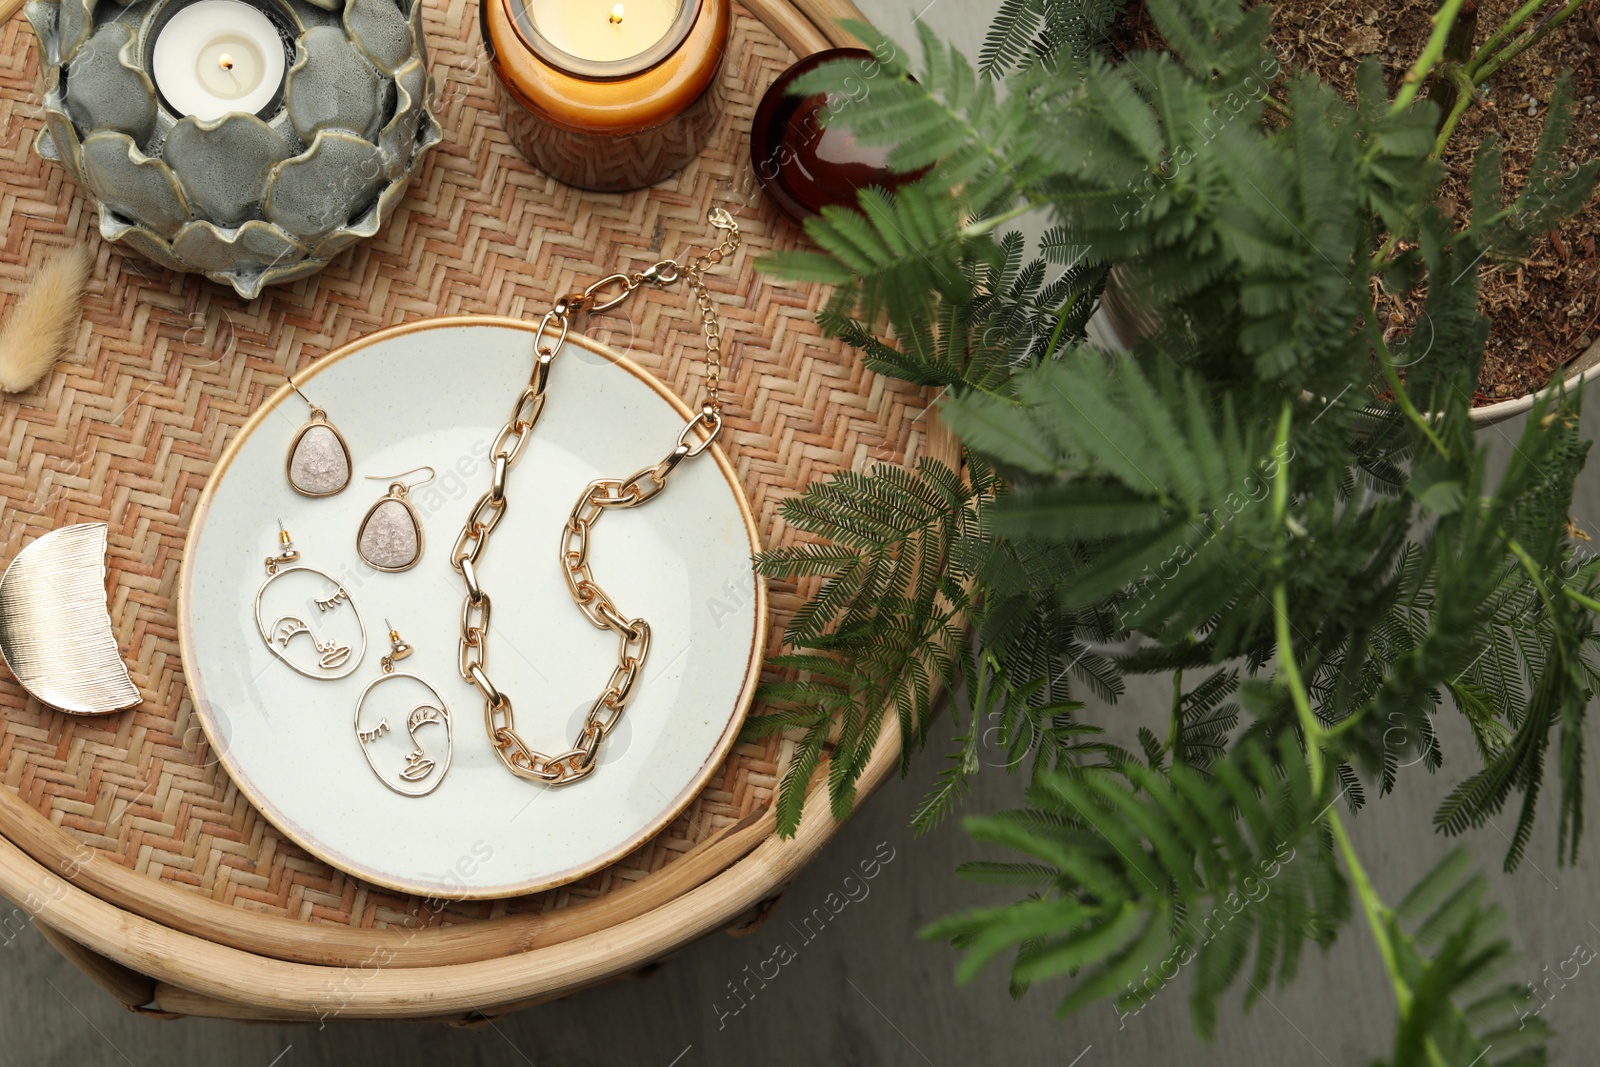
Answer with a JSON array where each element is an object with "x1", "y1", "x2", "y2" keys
[{"x1": 750, "y1": 0, "x2": 1600, "y2": 1056}]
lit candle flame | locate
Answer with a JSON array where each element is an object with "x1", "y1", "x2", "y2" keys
[
  {"x1": 218, "y1": 52, "x2": 235, "y2": 71},
  {"x1": 609, "y1": 3, "x2": 624, "y2": 24}
]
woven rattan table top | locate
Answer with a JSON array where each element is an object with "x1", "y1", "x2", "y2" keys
[{"x1": 0, "y1": 0, "x2": 933, "y2": 948}]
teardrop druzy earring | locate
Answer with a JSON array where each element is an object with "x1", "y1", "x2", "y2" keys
[
  {"x1": 356, "y1": 466, "x2": 434, "y2": 572},
  {"x1": 284, "y1": 375, "x2": 352, "y2": 498}
]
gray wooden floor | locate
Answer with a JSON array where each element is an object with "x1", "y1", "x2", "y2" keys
[{"x1": 8, "y1": 1, "x2": 1600, "y2": 1063}]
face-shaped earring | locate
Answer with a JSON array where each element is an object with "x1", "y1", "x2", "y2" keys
[
  {"x1": 354, "y1": 625, "x2": 453, "y2": 798},
  {"x1": 356, "y1": 466, "x2": 434, "y2": 573},
  {"x1": 254, "y1": 525, "x2": 366, "y2": 680},
  {"x1": 284, "y1": 376, "x2": 352, "y2": 498}
]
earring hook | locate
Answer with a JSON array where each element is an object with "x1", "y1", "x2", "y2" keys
[
  {"x1": 284, "y1": 369, "x2": 317, "y2": 410},
  {"x1": 365, "y1": 465, "x2": 436, "y2": 491}
]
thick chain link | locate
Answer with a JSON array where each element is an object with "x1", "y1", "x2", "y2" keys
[{"x1": 452, "y1": 209, "x2": 741, "y2": 786}]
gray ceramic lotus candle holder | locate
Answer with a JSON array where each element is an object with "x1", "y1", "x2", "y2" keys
[{"x1": 25, "y1": 0, "x2": 441, "y2": 299}]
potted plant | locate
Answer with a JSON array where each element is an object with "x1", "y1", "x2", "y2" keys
[
  {"x1": 750, "y1": 0, "x2": 1600, "y2": 1060},
  {"x1": 1099, "y1": 0, "x2": 1600, "y2": 427}
]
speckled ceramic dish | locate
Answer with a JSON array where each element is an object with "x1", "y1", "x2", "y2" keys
[{"x1": 177, "y1": 319, "x2": 766, "y2": 898}]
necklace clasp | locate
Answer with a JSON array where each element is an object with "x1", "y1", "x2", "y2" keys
[{"x1": 640, "y1": 260, "x2": 681, "y2": 286}]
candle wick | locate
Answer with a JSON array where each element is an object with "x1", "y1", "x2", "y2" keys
[
  {"x1": 609, "y1": 3, "x2": 623, "y2": 24},
  {"x1": 218, "y1": 52, "x2": 235, "y2": 72}
]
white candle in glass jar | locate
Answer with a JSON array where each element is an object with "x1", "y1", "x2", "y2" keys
[
  {"x1": 151, "y1": 0, "x2": 287, "y2": 122},
  {"x1": 531, "y1": 0, "x2": 681, "y2": 64}
]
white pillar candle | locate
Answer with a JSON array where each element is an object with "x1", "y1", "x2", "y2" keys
[{"x1": 151, "y1": 0, "x2": 287, "y2": 122}]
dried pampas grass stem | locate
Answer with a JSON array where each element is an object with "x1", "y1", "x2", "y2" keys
[{"x1": 0, "y1": 246, "x2": 91, "y2": 394}]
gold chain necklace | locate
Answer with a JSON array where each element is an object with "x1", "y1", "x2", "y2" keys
[{"x1": 450, "y1": 208, "x2": 742, "y2": 786}]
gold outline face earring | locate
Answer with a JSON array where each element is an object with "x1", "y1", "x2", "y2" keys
[
  {"x1": 356, "y1": 466, "x2": 434, "y2": 573},
  {"x1": 284, "y1": 376, "x2": 352, "y2": 498},
  {"x1": 354, "y1": 624, "x2": 454, "y2": 798},
  {"x1": 255, "y1": 524, "x2": 367, "y2": 680}
]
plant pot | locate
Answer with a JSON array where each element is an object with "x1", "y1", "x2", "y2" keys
[{"x1": 1098, "y1": 265, "x2": 1600, "y2": 430}]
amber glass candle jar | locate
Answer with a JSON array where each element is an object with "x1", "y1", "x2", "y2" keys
[{"x1": 483, "y1": 0, "x2": 730, "y2": 191}]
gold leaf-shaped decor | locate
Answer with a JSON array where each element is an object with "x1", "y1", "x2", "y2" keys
[{"x1": 0, "y1": 523, "x2": 140, "y2": 715}]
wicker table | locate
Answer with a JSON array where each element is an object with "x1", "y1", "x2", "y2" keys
[{"x1": 0, "y1": 0, "x2": 955, "y2": 1022}]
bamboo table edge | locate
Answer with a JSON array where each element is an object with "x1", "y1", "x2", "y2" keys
[
  {"x1": 0, "y1": 783, "x2": 779, "y2": 969},
  {"x1": 7, "y1": 706, "x2": 913, "y2": 1018}
]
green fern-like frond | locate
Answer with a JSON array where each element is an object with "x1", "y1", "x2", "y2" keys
[
  {"x1": 745, "y1": 459, "x2": 987, "y2": 832},
  {"x1": 924, "y1": 735, "x2": 1347, "y2": 1035},
  {"x1": 1376, "y1": 850, "x2": 1550, "y2": 1067},
  {"x1": 979, "y1": 0, "x2": 1131, "y2": 78},
  {"x1": 1478, "y1": 75, "x2": 1600, "y2": 260}
]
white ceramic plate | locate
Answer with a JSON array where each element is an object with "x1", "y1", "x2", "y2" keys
[{"x1": 179, "y1": 318, "x2": 766, "y2": 899}]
